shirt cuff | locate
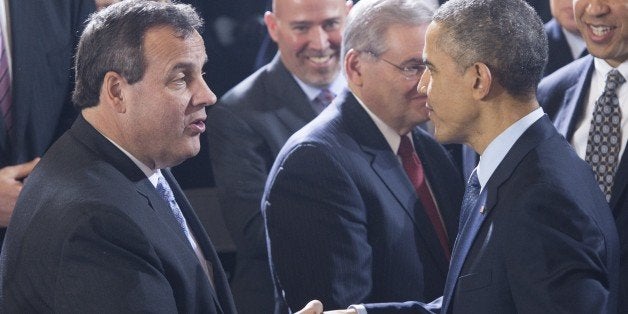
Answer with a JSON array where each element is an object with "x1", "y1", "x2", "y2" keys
[{"x1": 349, "y1": 304, "x2": 367, "y2": 314}]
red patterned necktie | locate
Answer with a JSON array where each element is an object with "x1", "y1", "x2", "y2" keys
[
  {"x1": 0, "y1": 27, "x2": 12, "y2": 138},
  {"x1": 398, "y1": 135, "x2": 450, "y2": 260}
]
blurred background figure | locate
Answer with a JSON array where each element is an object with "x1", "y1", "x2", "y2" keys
[
  {"x1": 207, "y1": 0, "x2": 351, "y2": 312},
  {"x1": 0, "y1": 0, "x2": 97, "y2": 249},
  {"x1": 543, "y1": 0, "x2": 587, "y2": 76}
]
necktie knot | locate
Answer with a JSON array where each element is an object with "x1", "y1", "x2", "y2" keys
[
  {"x1": 312, "y1": 88, "x2": 335, "y2": 113},
  {"x1": 604, "y1": 69, "x2": 626, "y2": 95}
]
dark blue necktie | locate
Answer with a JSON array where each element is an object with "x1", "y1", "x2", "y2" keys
[
  {"x1": 443, "y1": 169, "x2": 483, "y2": 314},
  {"x1": 459, "y1": 170, "x2": 481, "y2": 230}
]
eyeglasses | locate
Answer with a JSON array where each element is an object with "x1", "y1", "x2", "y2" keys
[{"x1": 378, "y1": 56, "x2": 426, "y2": 81}]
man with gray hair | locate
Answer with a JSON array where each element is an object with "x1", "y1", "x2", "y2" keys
[
  {"x1": 0, "y1": 1, "x2": 234, "y2": 312},
  {"x1": 300, "y1": 0, "x2": 619, "y2": 313},
  {"x1": 262, "y1": 0, "x2": 463, "y2": 312}
]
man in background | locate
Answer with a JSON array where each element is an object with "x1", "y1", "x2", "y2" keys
[
  {"x1": 262, "y1": 0, "x2": 462, "y2": 312},
  {"x1": 0, "y1": 0, "x2": 96, "y2": 249},
  {"x1": 206, "y1": 0, "x2": 351, "y2": 312},
  {"x1": 543, "y1": 0, "x2": 587, "y2": 76},
  {"x1": 537, "y1": 0, "x2": 628, "y2": 310}
]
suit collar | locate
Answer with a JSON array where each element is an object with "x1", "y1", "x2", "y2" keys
[
  {"x1": 553, "y1": 56, "x2": 595, "y2": 139},
  {"x1": 484, "y1": 116, "x2": 556, "y2": 211},
  {"x1": 266, "y1": 53, "x2": 318, "y2": 129}
]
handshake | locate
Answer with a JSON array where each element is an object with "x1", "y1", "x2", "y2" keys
[{"x1": 295, "y1": 300, "x2": 357, "y2": 314}]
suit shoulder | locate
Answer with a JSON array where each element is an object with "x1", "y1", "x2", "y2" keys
[{"x1": 538, "y1": 57, "x2": 590, "y2": 94}]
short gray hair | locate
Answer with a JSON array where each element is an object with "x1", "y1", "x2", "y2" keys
[
  {"x1": 434, "y1": 0, "x2": 547, "y2": 99},
  {"x1": 72, "y1": 0, "x2": 204, "y2": 109},
  {"x1": 341, "y1": 0, "x2": 434, "y2": 60}
]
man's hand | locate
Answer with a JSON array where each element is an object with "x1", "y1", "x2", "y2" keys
[
  {"x1": 294, "y1": 300, "x2": 358, "y2": 314},
  {"x1": 0, "y1": 158, "x2": 40, "y2": 227}
]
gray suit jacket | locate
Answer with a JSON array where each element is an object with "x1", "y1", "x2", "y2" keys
[{"x1": 207, "y1": 53, "x2": 319, "y2": 313}]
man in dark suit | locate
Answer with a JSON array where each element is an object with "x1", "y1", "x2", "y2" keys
[
  {"x1": 537, "y1": 0, "x2": 627, "y2": 311},
  {"x1": 543, "y1": 0, "x2": 587, "y2": 76},
  {"x1": 0, "y1": 1, "x2": 237, "y2": 311},
  {"x1": 0, "y1": 0, "x2": 95, "y2": 248},
  {"x1": 262, "y1": 0, "x2": 463, "y2": 312},
  {"x1": 300, "y1": 0, "x2": 619, "y2": 313},
  {"x1": 206, "y1": 0, "x2": 352, "y2": 312}
]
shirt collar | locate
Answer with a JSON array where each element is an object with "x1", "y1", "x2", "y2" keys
[
  {"x1": 476, "y1": 107, "x2": 545, "y2": 190},
  {"x1": 593, "y1": 58, "x2": 628, "y2": 82},
  {"x1": 353, "y1": 94, "x2": 406, "y2": 153},
  {"x1": 101, "y1": 134, "x2": 161, "y2": 187},
  {"x1": 292, "y1": 73, "x2": 347, "y2": 102}
]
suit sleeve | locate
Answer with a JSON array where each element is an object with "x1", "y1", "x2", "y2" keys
[
  {"x1": 500, "y1": 182, "x2": 614, "y2": 313},
  {"x1": 263, "y1": 143, "x2": 374, "y2": 311},
  {"x1": 51, "y1": 206, "x2": 178, "y2": 313},
  {"x1": 207, "y1": 104, "x2": 273, "y2": 266}
]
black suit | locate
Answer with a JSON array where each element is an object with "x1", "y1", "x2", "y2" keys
[
  {"x1": 0, "y1": 116, "x2": 236, "y2": 313},
  {"x1": 263, "y1": 93, "x2": 463, "y2": 312},
  {"x1": 207, "y1": 54, "x2": 321, "y2": 313},
  {"x1": 538, "y1": 56, "x2": 628, "y2": 312},
  {"x1": 363, "y1": 116, "x2": 619, "y2": 313}
]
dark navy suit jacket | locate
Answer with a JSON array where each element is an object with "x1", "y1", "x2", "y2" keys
[
  {"x1": 544, "y1": 18, "x2": 580, "y2": 77},
  {"x1": 0, "y1": 116, "x2": 237, "y2": 313},
  {"x1": 538, "y1": 56, "x2": 628, "y2": 312},
  {"x1": 263, "y1": 92, "x2": 463, "y2": 313},
  {"x1": 362, "y1": 116, "x2": 619, "y2": 313}
]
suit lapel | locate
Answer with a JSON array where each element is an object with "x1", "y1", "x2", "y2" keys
[
  {"x1": 553, "y1": 57, "x2": 595, "y2": 140},
  {"x1": 340, "y1": 94, "x2": 419, "y2": 224},
  {"x1": 163, "y1": 169, "x2": 229, "y2": 313},
  {"x1": 266, "y1": 54, "x2": 318, "y2": 132},
  {"x1": 341, "y1": 94, "x2": 453, "y2": 273}
]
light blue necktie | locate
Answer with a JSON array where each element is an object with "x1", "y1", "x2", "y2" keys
[{"x1": 156, "y1": 174, "x2": 191, "y2": 238}]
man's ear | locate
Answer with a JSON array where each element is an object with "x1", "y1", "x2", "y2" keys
[
  {"x1": 101, "y1": 71, "x2": 127, "y2": 113},
  {"x1": 344, "y1": 49, "x2": 364, "y2": 86},
  {"x1": 469, "y1": 62, "x2": 492, "y2": 100},
  {"x1": 264, "y1": 11, "x2": 279, "y2": 43}
]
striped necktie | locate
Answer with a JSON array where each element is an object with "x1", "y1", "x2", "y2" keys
[{"x1": 0, "y1": 27, "x2": 12, "y2": 139}]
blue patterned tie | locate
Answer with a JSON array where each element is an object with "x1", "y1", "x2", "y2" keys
[
  {"x1": 585, "y1": 69, "x2": 625, "y2": 201},
  {"x1": 156, "y1": 174, "x2": 191, "y2": 238},
  {"x1": 459, "y1": 169, "x2": 481, "y2": 230},
  {"x1": 0, "y1": 27, "x2": 12, "y2": 145}
]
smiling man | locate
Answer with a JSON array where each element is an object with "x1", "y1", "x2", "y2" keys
[
  {"x1": 206, "y1": 0, "x2": 352, "y2": 312},
  {"x1": 537, "y1": 0, "x2": 628, "y2": 311},
  {"x1": 0, "y1": 1, "x2": 236, "y2": 312}
]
